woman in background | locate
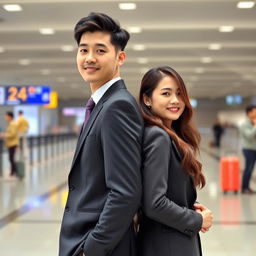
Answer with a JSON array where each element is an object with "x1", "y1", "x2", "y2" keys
[{"x1": 138, "y1": 66, "x2": 213, "y2": 256}]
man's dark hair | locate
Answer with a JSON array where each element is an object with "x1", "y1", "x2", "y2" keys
[
  {"x1": 18, "y1": 110, "x2": 23, "y2": 115},
  {"x1": 74, "y1": 12, "x2": 130, "y2": 51},
  {"x1": 246, "y1": 104, "x2": 256, "y2": 114},
  {"x1": 6, "y1": 111, "x2": 14, "y2": 119}
]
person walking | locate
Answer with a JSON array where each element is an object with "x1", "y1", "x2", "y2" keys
[
  {"x1": 59, "y1": 12, "x2": 143, "y2": 256},
  {"x1": 16, "y1": 110, "x2": 29, "y2": 159},
  {"x1": 239, "y1": 104, "x2": 256, "y2": 194},
  {"x1": 0, "y1": 112, "x2": 19, "y2": 178}
]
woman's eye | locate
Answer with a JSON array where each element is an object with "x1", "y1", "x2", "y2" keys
[{"x1": 162, "y1": 92, "x2": 170, "y2": 96}]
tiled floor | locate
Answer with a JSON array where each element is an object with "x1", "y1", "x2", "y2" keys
[{"x1": 0, "y1": 134, "x2": 255, "y2": 256}]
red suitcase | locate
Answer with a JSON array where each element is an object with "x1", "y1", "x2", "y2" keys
[{"x1": 220, "y1": 156, "x2": 240, "y2": 194}]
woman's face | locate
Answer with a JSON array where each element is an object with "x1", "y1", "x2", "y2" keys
[{"x1": 144, "y1": 75, "x2": 185, "y2": 127}]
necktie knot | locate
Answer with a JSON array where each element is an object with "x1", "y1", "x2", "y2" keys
[
  {"x1": 85, "y1": 97, "x2": 95, "y2": 111},
  {"x1": 84, "y1": 97, "x2": 95, "y2": 125}
]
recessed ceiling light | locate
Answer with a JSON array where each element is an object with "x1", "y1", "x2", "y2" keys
[
  {"x1": 0, "y1": 46, "x2": 4, "y2": 53},
  {"x1": 119, "y1": 3, "x2": 137, "y2": 10},
  {"x1": 237, "y1": 1, "x2": 255, "y2": 9},
  {"x1": 219, "y1": 26, "x2": 234, "y2": 32},
  {"x1": 41, "y1": 69, "x2": 51, "y2": 75},
  {"x1": 3, "y1": 4, "x2": 22, "y2": 12},
  {"x1": 201, "y1": 57, "x2": 212, "y2": 63},
  {"x1": 61, "y1": 45, "x2": 75, "y2": 52},
  {"x1": 195, "y1": 67, "x2": 204, "y2": 74},
  {"x1": 127, "y1": 27, "x2": 142, "y2": 33},
  {"x1": 137, "y1": 58, "x2": 148, "y2": 64},
  {"x1": 209, "y1": 43, "x2": 222, "y2": 50},
  {"x1": 19, "y1": 59, "x2": 30, "y2": 65},
  {"x1": 39, "y1": 28, "x2": 55, "y2": 35},
  {"x1": 133, "y1": 44, "x2": 146, "y2": 51}
]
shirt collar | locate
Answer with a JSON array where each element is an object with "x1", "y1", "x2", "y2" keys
[{"x1": 91, "y1": 77, "x2": 121, "y2": 105}]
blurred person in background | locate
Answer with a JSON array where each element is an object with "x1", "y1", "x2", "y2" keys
[
  {"x1": 16, "y1": 110, "x2": 29, "y2": 159},
  {"x1": 212, "y1": 120, "x2": 224, "y2": 148},
  {"x1": 138, "y1": 66, "x2": 213, "y2": 256},
  {"x1": 239, "y1": 104, "x2": 256, "y2": 194},
  {"x1": 0, "y1": 112, "x2": 19, "y2": 179}
]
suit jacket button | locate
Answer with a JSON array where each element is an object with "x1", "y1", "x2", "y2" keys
[
  {"x1": 69, "y1": 185, "x2": 75, "y2": 191},
  {"x1": 65, "y1": 206, "x2": 69, "y2": 212}
]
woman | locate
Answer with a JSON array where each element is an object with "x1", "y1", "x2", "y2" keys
[{"x1": 138, "y1": 66, "x2": 213, "y2": 256}]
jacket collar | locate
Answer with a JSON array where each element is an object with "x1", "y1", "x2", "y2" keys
[{"x1": 71, "y1": 80, "x2": 126, "y2": 169}]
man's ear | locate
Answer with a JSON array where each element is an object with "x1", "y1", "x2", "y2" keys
[{"x1": 118, "y1": 51, "x2": 126, "y2": 66}]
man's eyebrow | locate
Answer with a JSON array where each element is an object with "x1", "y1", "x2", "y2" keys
[{"x1": 78, "y1": 43, "x2": 108, "y2": 48}]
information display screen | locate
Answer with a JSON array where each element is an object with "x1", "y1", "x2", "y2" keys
[{"x1": 0, "y1": 86, "x2": 51, "y2": 105}]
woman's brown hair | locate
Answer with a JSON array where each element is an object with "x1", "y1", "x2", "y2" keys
[{"x1": 139, "y1": 66, "x2": 205, "y2": 188}]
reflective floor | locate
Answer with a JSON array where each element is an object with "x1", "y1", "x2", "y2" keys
[{"x1": 0, "y1": 133, "x2": 255, "y2": 256}]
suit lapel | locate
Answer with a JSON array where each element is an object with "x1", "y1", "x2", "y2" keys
[
  {"x1": 71, "y1": 80, "x2": 126, "y2": 169},
  {"x1": 71, "y1": 102, "x2": 103, "y2": 169}
]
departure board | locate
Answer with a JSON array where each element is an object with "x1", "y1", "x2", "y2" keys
[{"x1": 0, "y1": 86, "x2": 51, "y2": 105}]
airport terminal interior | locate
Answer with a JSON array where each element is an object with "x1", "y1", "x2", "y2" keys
[{"x1": 0, "y1": 0, "x2": 256, "y2": 255}]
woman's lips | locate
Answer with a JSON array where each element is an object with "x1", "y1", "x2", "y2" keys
[{"x1": 167, "y1": 107, "x2": 179, "y2": 113}]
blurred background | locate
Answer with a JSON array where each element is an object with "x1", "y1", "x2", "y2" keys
[{"x1": 0, "y1": 1, "x2": 255, "y2": 256}]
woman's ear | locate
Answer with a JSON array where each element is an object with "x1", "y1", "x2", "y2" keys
[{"x1": 143, "y1": 94, "x2": 152, "y2": 108}]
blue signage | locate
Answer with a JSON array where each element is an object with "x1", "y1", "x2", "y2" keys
[{"x1": 0, "y1": 86, "x2": 51, "y2": 105}]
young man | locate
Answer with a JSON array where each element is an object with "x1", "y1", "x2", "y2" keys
[
  {"x1": 16, "y1": 110, "x2": 29, "y2": 159},
  {"x1": 59, "y1": 13, "x2": 143, "y2": 256},
  {"x1": 0, "y1": 112, "x2": 19, "y2": 178},
  {"x1": 239, "y1": 104, "x2": 256, "y2": 194}
]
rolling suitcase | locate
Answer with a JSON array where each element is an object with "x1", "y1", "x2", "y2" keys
[
  {"x1": 220, "y1": 156, "x2": 240, "y2": 194},
  {"x1": 16, "y1": 160, "x2": 25, "y2": 179}
]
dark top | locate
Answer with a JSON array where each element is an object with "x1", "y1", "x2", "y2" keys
[{"x1": 138, "y1": 126, "x2": 203, "y2": 256}]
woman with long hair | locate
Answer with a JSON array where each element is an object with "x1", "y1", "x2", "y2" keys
[{"x1": 138, "y1": 66, "x2": 213, "y2": 256}]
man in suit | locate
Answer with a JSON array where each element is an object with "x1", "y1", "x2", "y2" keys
[{"x1": 59, "y1": 12, "x2": 143, "y2": 256}]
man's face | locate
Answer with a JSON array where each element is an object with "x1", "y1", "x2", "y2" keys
[
  {"x1": 76, "y1": 31, "x2": 126, "y2": 92},
  {"x1": 248, "y1": 108, "x2": 256, "y2": 120},
  {"x1": 5, "y1": 115, "x2": 11, "y2": 122}
]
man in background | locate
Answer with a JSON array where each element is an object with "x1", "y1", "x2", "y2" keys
[
  {"x1": 0, "y1": 112, "x2": 19, "y2": 178},
  {"x1": 16, "y1": 110, "x2": 29, "y2": 159},
  {"x1": 239, "y1": 104, "x2": 256, "y2": 194}
]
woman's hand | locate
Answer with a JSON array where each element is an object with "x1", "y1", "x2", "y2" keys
[{"x1": 194, "y1": 203, "x2": 213, "y2": 233}]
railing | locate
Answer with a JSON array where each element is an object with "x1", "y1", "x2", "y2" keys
[{"x1": 0, "y1": 133, "x2": 77, "y2": 177}]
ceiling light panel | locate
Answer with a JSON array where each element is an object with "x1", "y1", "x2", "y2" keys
[
  {"x1": 119, "y1": 3, "x2": 137, "y2": 10},
  {"x1": 39, "y1": 28, "x2": 55, "y2": 35},
  {"x1": 3, "y1": 4, "x2": 22, "y2": 12},
  {"x1": 237, "y1": 1, "x2": 255, "y2": 9}
]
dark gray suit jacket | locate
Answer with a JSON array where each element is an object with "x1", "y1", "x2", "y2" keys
[
  {"x1": 138, "y1": 126, "x2": 203, "y2": 256},
  {"x1": 59, "y1": 80, "x2": 143, "y2": 256}
]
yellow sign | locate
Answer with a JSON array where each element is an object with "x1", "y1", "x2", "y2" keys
[{"x1": 44, "y1": 91, "x2": 58, "y2": 108}]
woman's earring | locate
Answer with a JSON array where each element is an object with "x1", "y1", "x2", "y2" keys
[{"x1": 146, "y1": 104, "x2": 151, "y2": 109}]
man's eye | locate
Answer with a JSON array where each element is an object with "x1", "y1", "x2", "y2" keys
[
  {"x1": 80, "y1": 49, "x2": 87, "y2": 53},
  {"x1": 97, "y1": 49, "x2": 106, "y2": 53}
]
